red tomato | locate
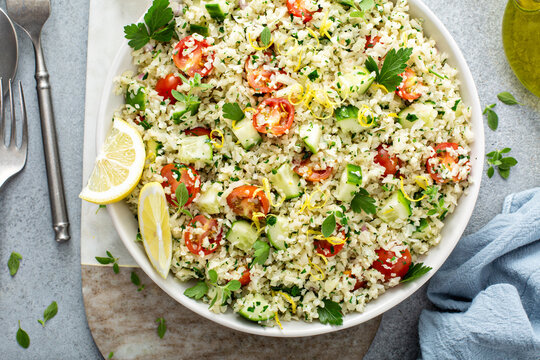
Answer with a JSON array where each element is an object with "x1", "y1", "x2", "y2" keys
[
  {"x1": 160, "y1": 164, "x2": 201, "y2": 207},
  {"x1": 245, "y1": 53, "x2": 283, "y2": 93},
  {"x1": 426, "y1": 142, "x2": 468, "y2": 184},
  {"x1": 184, "y1": 127, "x2": 211, "y2": 137},
  {"x1": 238, "y1": 270, "x2": 251, "y2": 286},
  {"x1": 365, "y1": 35, "x2": 381, "y2": 49},
  {"x1": 314, "y1": 225, "x2": 346, "y2": 258},
  {"x1": 396, "y1": 68, "x2": 422, "y2": 101},
  {"x1": 372, "y1": 248, "x2": 412, "y2": 281},
  {"x1": 155, "y1": 73, "x2": 182, "y2": 103},
  {"x1": 252, "y1": 98, "x2": 295, "y2": 136},
  {"x1": 226, "y1": 185, "x2": 270, "y2": 219},
  {"x1": 173, "y1": 35, "x2": 214, "y2": 78},
  {"x1": 134, "y1": 115, "x2": 144, "y2": 125},
  {"x1": 293, "y1": 159, "x2": 333, "y2": 182},
  {"x1": 286, "y1": 0, "x2": 316, "y2": 22},
  {"x1": 374, "y1": 144, "x2": 402, "y2": 177},
  {"x1": 353, "y1": 279, "x2": 368, "y2": 291},
  {"x1": 184, "y1": 215, "x2": 222, "y2": 256}
]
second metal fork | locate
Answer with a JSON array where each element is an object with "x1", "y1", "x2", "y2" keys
[{"x1": 0, "y1": 79, "x2": 27, "y2": 190}]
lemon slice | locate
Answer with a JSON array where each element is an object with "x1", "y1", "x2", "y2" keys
[
  {"x1": 80, "y1": 119, "x2": 145, "y2": 204},
  {"x1": 138, "y1": 182, "x2": 172, "y2": 279}
]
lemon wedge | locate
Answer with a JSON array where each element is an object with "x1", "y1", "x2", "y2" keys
[
  {"x1": 80, "y1": 119, "x2": 145, "y2": 204},
  {"x1": 138, "y1": 182, "x2": 172, "y2": 279}
]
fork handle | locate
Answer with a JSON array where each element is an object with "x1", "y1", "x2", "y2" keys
[{"x1": 34, "y1": 43, "x2": 70, "y2": 243}]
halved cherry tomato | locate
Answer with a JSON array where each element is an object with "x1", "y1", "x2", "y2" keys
[
  {"x1": 134, "y1": 115, "x2": 144, "y2": 125},
  {"x1": 293, "y1": 158, "x2": 333, "y2": 182},
  {"x1": 286, "y1": 0, "x2": 316, "y2": 22},
  {"x1": 238, "y1": 270, "x2": 251, "y2": 286},
  {"x1": 160, "y1": 164, "x2": 201, "y2": 207},
  {"x1": 396, "y1": 68, "x2": 422, "y2": 101},
  {"x1": 245, "y1": 53, "x2": 283, "y2": 93},
  {"x1": 184, "y1": 127, "x2": 211, "y2": 137},
  {"x1": 374, "y1": 144, "x2": 402, "y2": 177},
  {"x1": 173, "y1": 35, "x2": 214, "y2": 78},
  {"x1": 314, "y1": 225, "x2": 346, "y2": 258},
  {"x1": 252, "y1": 98, "x2": 295, "y2": 136},
  {"x1": 365, "y1": 35, "x2": 381, "y2": 49},
  {"x1": 371, "y1": 247, "x2": 412, "y2": 281},
  {"x1": 184, "y1": 215, "x2": 222, "y2": 256},
  {"x1": 344, "y1": 270, "x2": 367, "y2": 291},
  {"x1": 426, "y1": 142, "x2": 469, "y2": 184},
  {"x1": 226, "y1": 185, "x2": 270, "y2": 219},
  {"x1": 155, "y1": 73, "x2": 182, "y2": 103}
]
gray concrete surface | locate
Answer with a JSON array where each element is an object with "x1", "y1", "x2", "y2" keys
[{"x1": 0, "y1": 0, "x2": 538, "y2": 359}]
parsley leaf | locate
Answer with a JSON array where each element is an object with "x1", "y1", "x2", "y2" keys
[
  {"x1": 321, "y1": 213, "x2": 336, "y2": 237},
  {"x1": 16, "y1": 321, "x2": 30, "y2": 349},
  {"x1": 184, "y1": 281, "x2": 208, "y2": 300},
  {"x1": 260, "y1": 26, "x2": 271, "y2": 47},
  {"x1": 156, "y1": 317, "x2": 167, "y2": 339},
  {"x1": 37, "y1": 301, "x2": 58, "y2": 327},
  {"x1": 367, "y1": 48, "x2": 412, "y2": 91},
  {"x1": 8, "y1": 252, "x2": 22, "y2": 276},
  {"x1": 252, "y1": 240, "x2": 271, "y2": 266},
  {"x1": 483, "y1": 104, "x2": 498, "y2": 131},
  {"x1": 497, "y1": 91, "x2": 520, "y2": 105},
  {"x1": 124, "y1": 0, "x2": 177, "y2": 50},
  {"x1": 351, "y1": 188, "x2": 377, "y2": 215},
  {"x1": 223, "y1": 103, "x2": 245, "y2": 121},
  {"x1": 317, "y1": 299, "x2": 343, "y2": 325},
  {"x1": 400, "y1": 262, "x2": 432, "y2": 283},
  {"x1": 486, "y1": 148, "x2": 517, "y2": 179},
  {"x1": 131, "y1": 271, "x2": 145, "y2": 291}
]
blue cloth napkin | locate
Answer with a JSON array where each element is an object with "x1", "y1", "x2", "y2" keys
[{"x1": 418, "y1": 188, "x2": 540, "y2": 360}]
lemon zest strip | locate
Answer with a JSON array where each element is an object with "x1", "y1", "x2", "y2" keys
[
  {"x1": 308, "y1": 260, "x2": 325, "y2": 281},
  {"x1": 274, "y1": 313, "x2": 283, "y2": 329},
  {"x1": 387, "y1": 113, "x2": 399, "y2": 118},
  {"x1": 314, "y1": 235, "x2": 347, "y2": 246},
  {"x1": 372, "y1": 83, "x2": 389, "y2": 93},
  {"x1": 358, "y1": 105, "x2": 375, "y2": 128},
  {"x1": 415, "y1": 175, "x2": 430, "y2": 190},
  {"x1": 248, "y1": 32, "x2": 274, "y2": 51},
  {"x1": 262, "y1": 177, "x2": 285, "y2": 208},
  {"x1": 400, "y1": 177, "x2": 427, "y2": 202},
  {"x1": 315, "y1": 252, "x2": 328, "y2": 265},
  {"x1": 231, "y1": 120, "x2": 241, "y2": 130},
  {"x1": 210, "y1": 129, "x2": 224, "y2": 149},
  {"x1": 277, "y1": 291, "x2": 297, "y2": 314}
]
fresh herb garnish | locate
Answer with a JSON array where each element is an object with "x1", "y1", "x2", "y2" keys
[
  {"x1": 260, "y1": 26, "x2": 271, "y2": 47},
  {"x1": 8, "y1": 252, "x2": 22, "y2": 276},
  {"x1": 207, "y1": 269, "x2": 241, "y2": 308},
  {"x1": 37, "y1": 301, "x2": 58, "y2": 327},
  {"x1": 317, "y1": 299, "x2": 343, "y2": 325},
  {"x1": 96, "y1": 204, "x2": 106, "y2": 214},
  {"x1": 156, "y1": 317, "x2": 167, "y2": 339},
  {"x1": 307, "y1": 69, "x2": 319, "y2": 81},
  {"x1": 497, "y1": 91, "x2": 520, "y2": 105},
  {"x1": 108, "y1": 352, "x2": 114, "y2": 359},
  {"x1": 365, "y1": 48, "x2": 413, "y2": 91},
  {"x1": 486, "y1": 148, "x2": 518, "y2": 179},
  {"x1": 483, "y1": 104, "x2": 498, "y2": 131},
  {"x1": 95, "y1": 251, "x2": 120, "y2": 274},
  {"x1": 340, "y1": 0, "x2": 375, "y2": 17},
  {"x1": 351, "y1": 188, "x2": 377, "y2": 215},
  {"x1": 16, "y1": 321, "x2": 30, "y2": 349},
  {"x1": 252, "y1": 240, "x2": 271, "y2": 266},
  {"x1": 184, "y1": 281, "x2": 208, "y2": 300},
  {"x1": 321, "y1": 213, "x2": 336, "y2": 237},
  {"x1": 423, "y1": 186, "x2": 448, "y2": 219},
  {"x1": 400, "y1": 262, "x2": 432, "y2": 283},
  {"x1": 272, "y1": 285, "x2": 301, "y2": 297},
  {"x1": 131, "y1": 271, "x2": 145, "y2": 291},
  {"x1": 266, "y1": 216, "x2": 277, "y2": 226},
  {"x1": 223, "y1": 102, "x2": 245, "y2": 121},
  {"x1": 451, "y1": 99, "x2": 461, "y2": 111},
  {"x1": 124, "y1": 0, "x2": 177, "y2": 50}
]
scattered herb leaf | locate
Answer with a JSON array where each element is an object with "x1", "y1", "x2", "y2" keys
[
  {"x1": 497, "y1": 91, "x2": 520, "y2": 105},
  {"x1": 131, "y1": 271, "x2": 145, "y2": 291},
  {"x1": 321, "y1": 213, "x2": 336, "y2": 237},
  {"x1": 351, "y1": 188, "x2": 377, "y2": 215},
  {"x1": 184, "y1": 281, "x2": 208, "y2": 300},
  {"x1": 8, "y1": 252, "x2": 22, "y2": 276},
  {"x1": 16, "y1": 321, "x2": 30, "y2": 349},
  {"x1": 37, "y1": 301, "x2": 58, "y2": 327},
  {"x1": 156, "y1": 317, "x2": 167, "y2": 339},
  {"x1": 483, "y1": 104, "x2": 498, "y2": 131},
  {"x1": 252, "y1": 240, "x2": 271, "y2": 266},
  {"x1": 124, "y1": 0, "x2": 177, "y2": 50},
  {"x1": 223, "y1": 103, "x2": 245, "y2": 121},
  {"x1": 400, "y1": 262, "x2": 432, "y2": 283},
  {"x1": 317, "y1": 299, "x2": 343, "y2": 325},
  {"x1": 260, "y1": 26, "x2": 271, "y2": 46},
  {"x1": 486, "y1": 148, "x2": 517, "y2": 179}
]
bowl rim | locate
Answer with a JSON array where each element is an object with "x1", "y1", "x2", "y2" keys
[{"x1": 95, "y1": 0, "x2": 484, "y2": 337}]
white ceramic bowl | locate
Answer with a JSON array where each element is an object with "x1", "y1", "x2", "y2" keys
[{"x1": 96, "y1": 0, "x2": 484, "y2": 337}]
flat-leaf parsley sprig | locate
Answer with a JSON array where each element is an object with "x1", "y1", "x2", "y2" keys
[
  {"x1": 317, "y1": 299, "x2": 343, "y2": 325},
  {"x1": 366, "y1": 47, "x2": 413, "y2": 92},
  {"x1": 351, "y1": 188, "x2": 377, "y2": 215},
  {"x1": 124, "y1": 0, "x2": 177, "y2": 50},
  {"x1": 400, "y1": 262, "x2": 432, "y2": 283},
  {"x1": 486, "y1": 148, "x2": 518, "y2": 179}
]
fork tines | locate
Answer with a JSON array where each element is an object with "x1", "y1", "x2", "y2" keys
[{"x1": 0, "y1": 78, "x2": 27, "y2": 152}]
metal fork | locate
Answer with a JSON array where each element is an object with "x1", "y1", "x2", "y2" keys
[{"x1": 0, "y1": 79, "x2": 27, "y2": 190}]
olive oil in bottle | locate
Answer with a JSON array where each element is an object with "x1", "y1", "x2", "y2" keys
[{"x1": 502, "y1": 0, "x2": 540, "y2": 97}]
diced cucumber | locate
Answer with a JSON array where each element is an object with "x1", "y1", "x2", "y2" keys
[
  {"x1": 226, "y1": 220, "x2": 259, "y2": 251},
  {"x1": 266, "y1": 216, "x2": 289, "y2": 250},
  {"x1": 335, "y1": 167, "x2": 361, "y2": 202},
  {"x1": 377, "y1": 191, "x2": 412, "y2": 223},
  {"x1": 146, "y1": 139, "x2": 163, "y2": 158},
  {"x1": 299, "y1": 122, "x2": 322, "y2": 154},
  {"x1": 196, "y1": 182, "x2": 222, "y2": 214},
  {"x1": 398, "y1": 103, "x2": 437, "y2": 129},
  {"x1": 238, "y1": 293, "x2": 274, "y2": 322},
  {"x1": 269, "y1": 163, "x2": 302, "y2": 200},
  {"x1": 125, "y1": 86, "x2": 147, "y2": 111},
  {"x1": 336, "y1": 67, "x2": 376, "y2": 97},
  {"x1": 346, "y1": 164, "x2": 362, "y2": 185},
  {"x1": 178, "y1": 135, "x2": 213, "y2": 164},
  {"x1": 172, "y1": 99, "x2": 201, "y2": 124},
  {"x1": 232, "y1": 119, "x2": 262, "y2": 150},
  {"x1": 188, "y1": 24, "x2": 210, "y2": 37},
  {"x1": 205, "y1": 0, "x2": 231, "y2": 21},
  {"x1": 335, "y1": 105, "x2": 375, "y2": 132}
]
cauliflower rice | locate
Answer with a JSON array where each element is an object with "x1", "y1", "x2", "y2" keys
[{"x1": 115, "y1": 0, "x2": 473, "y2": 325}]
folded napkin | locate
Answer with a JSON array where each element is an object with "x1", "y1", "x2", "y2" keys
[{"x1": 418, "y1": 188, "x2": 540, "y2": 360}]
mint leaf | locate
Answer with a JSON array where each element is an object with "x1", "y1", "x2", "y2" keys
[
  {"x1": 95, "y1": 256, "x2": 114, "y2": 265},
  {"x1": 260, "y1": 26, "x2": 271, "y2": 47},
  {"x1": 224, "y1": 280, "x2": 241, "y2": 291},
  {"x1": 38, "y1": 301, "x2": 58, "y2": 327},
  {"x1": 400, "y1": 262, "x2": 432, "y2": 283},
  {"x1": 321, "y1": 213, "x2": 336, "y2": 237},
  {"x1": 483, "y1": 104, "x2": 498, "y2": 130},
  {"x1": 156, "y1": 317, "x2": 167, "y2": 339},
  {"x1": 208, "y1": 269, "x2": 218, "y2": 284},
  {"x1": 252, "y1": 240, "x2": 270, "y2": 266},
  {"x1": 131, "y1": 271, "x2": 145, "y2": 291},
  {"x1": 8, "y1": 252, "x2": 22, "y2": 276},
  {"x1": 184, "y1": 281, "x2": 208, "y2": 300},
  {"x1": 175, "y1": 183, "x2": 189, "y2": 208},
  {"x1": 16, "y1": 321, "x2": 30, "y2": 349},
  {"x1": 358, "y1": 0, "x2": 375, "y2": 11},
  {"x1": 223, "y1": 103, "x2": 245, "y2": 121},
  {"x1": 497, "y1": 91, "x2": 520, "y2": 105},
  {"x1": 317, "y1": 299, "x2": 343, "y2": 325}
]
